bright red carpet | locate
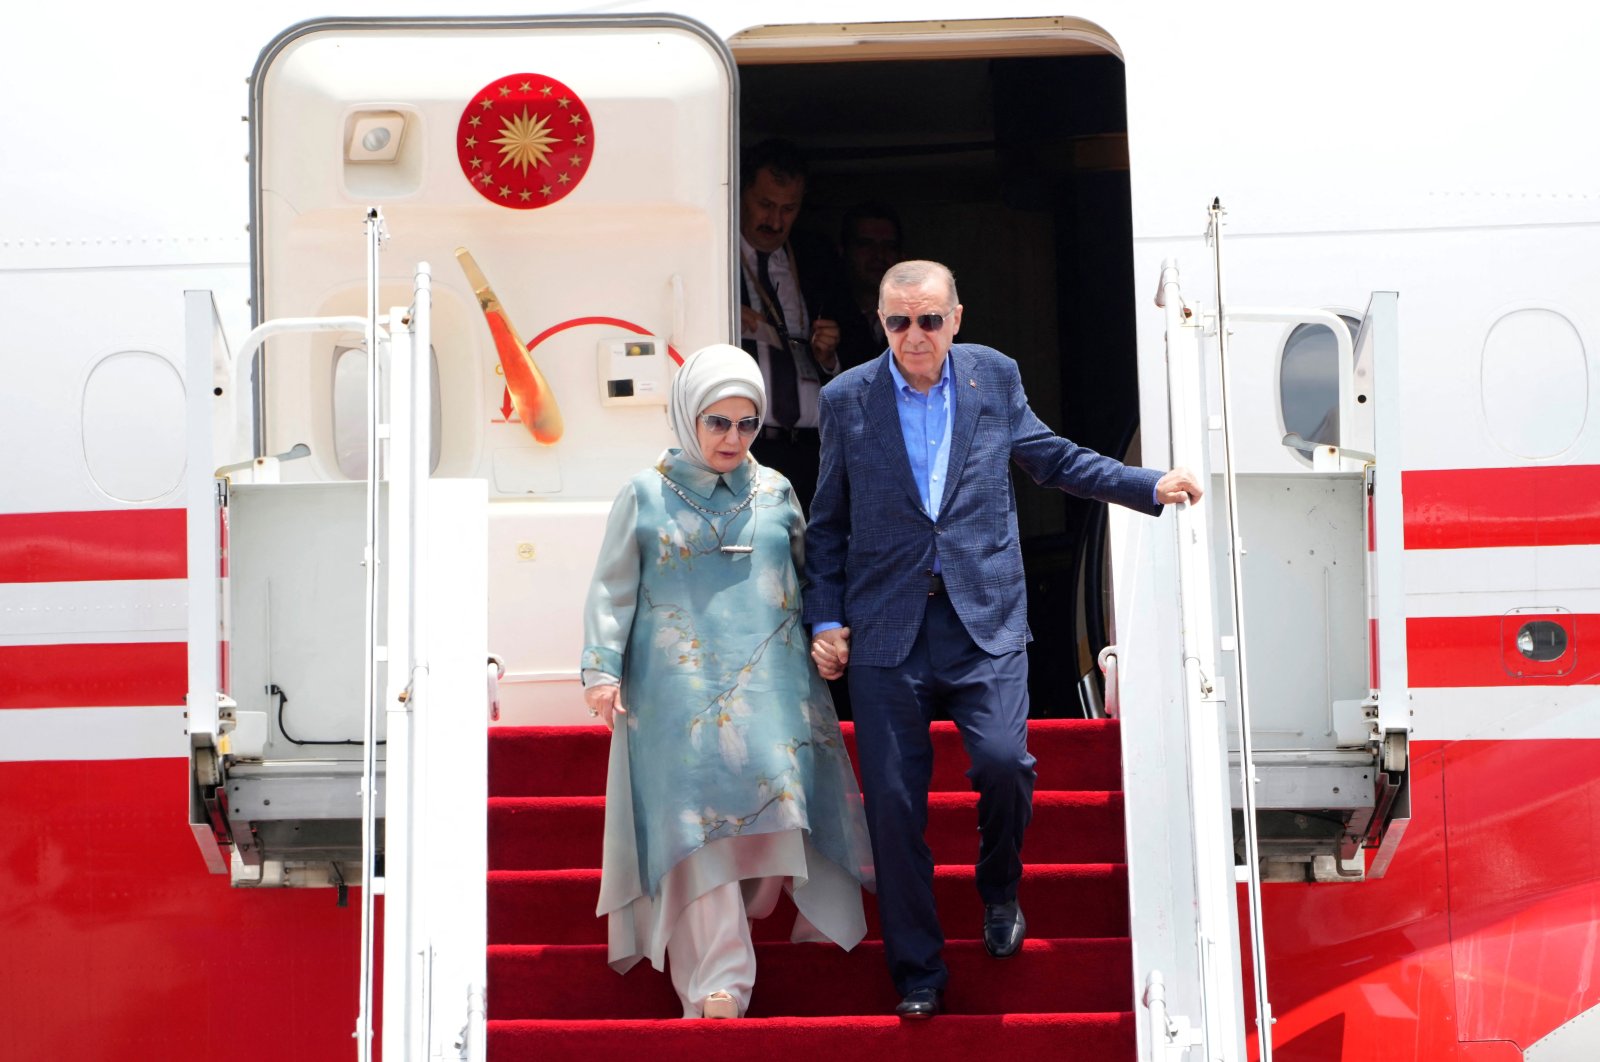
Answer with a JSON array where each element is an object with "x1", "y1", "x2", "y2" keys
[{"x1": 485, "y1": 719, "x2": 1133, "y2": 1061}]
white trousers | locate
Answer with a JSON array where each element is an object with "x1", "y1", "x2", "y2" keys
[{"x1": 666, "y1": 875, "x2": 787, "y2": 1017}]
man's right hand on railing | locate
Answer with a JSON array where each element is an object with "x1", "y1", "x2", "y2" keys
[{"x1": 1155, "y1": 467, "x2": 1204, "y2": 506}]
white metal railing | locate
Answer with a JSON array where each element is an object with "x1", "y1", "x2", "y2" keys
[
  {"x1": 1204, "y1": 200, "x2": 1274, "y2": 1060},
  {"x1": 368, "y1": 226, "x2": 488, "y2": 1061},
  {"x1": 356, "y1": 207, "x2": 388, "y2": 1062},
  {"x1": 1132, "y1": 209, "x2": 1395, "y2": 1062},
  {"x1": 1151, "y1": 255, "x2": 1248, "y2": 1061},
  {"x1": 223, "y1": 315, "x2": 371, "y2": 467},
  {"x1": 184, "y1": 289, "x2": 229, "y2": 874},
  {"x1": 189, "y1": 209, "x2": 487, "y2": 1060}
]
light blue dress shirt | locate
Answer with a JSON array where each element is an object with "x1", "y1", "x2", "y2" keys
[
  {"x1": 814, "y1": 355, "x2": 953, "y2": 636},
  {"x1": 889, "y1": 352, "x2": 955, "y2": 524}
]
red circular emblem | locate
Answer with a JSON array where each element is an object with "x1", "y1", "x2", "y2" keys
[{"x1": 456, "y1": 73, "x2": 594, "y2": 209}]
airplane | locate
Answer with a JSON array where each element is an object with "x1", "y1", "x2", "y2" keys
[{"x1": 3, "y1": 2, "x2": 1596, "y2": 1060}]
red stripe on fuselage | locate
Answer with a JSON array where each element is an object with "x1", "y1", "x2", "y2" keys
[
  {"x1": 1408, "y1": 614, "x2": 1600, "y2": 688},
  {"x1": 1403, "y1": 466, "x2": 1600, "y2": 550},
  {"x1": 0, "y1": 509, "x2": 186, "y2": 583},
  {"x1": 0, "y1": 642, "x2": 186, "y2": 708}
]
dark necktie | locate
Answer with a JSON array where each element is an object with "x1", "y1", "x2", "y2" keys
[{"x1": 756, "y1": 250, "x2": 801, "y2": 427}]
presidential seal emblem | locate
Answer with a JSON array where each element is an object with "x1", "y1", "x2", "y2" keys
[{"x1": 456, "y1": 73, "x2": 594, "y2": 209}]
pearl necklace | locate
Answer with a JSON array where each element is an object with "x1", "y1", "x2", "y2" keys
[{"x1": 656, "y1": 469, "x2": 759, "y2": 553}]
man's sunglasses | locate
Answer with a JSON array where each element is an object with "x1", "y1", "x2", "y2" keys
[
  {"x1": 699, "y1": 413, "x2": 761, "y2": 438},
  {"x1": 883, "y1": 312, "x2": 954, "y2": 334}
]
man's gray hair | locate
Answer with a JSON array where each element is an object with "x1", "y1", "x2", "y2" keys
[{"x1": 879, "y1": 260, "x2": 959, "y2": 310}]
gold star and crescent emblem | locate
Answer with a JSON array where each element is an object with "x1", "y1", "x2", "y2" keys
[{"x1": 457, "y1": 73, "x2": 595, "y2": 210}]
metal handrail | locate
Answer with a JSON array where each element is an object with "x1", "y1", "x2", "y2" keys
[
  {"x1": 1155, "y1": 255, "x2": 1246, "y2": 1061},
  {"x1": 1207, "y1": 199, "x2": 1274, "y2": 1061},
  {"x1": 224, "y1": 315, "x2": 378, "y2": 468},
  {"x1": 356, "y1": 207, "x2": 388, "y2": 1062}
]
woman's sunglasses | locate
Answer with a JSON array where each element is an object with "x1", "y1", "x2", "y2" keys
[
  {"x1": 699, "y1": 413, "x2": 761, "y2": 438},
  {"x1": 883, "y1": 311, "x2": 953, "y2": 334}
]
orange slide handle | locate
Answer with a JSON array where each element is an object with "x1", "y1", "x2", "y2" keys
[{"x1": 456, "y1": 247, "x2": 564, "y2": 444}]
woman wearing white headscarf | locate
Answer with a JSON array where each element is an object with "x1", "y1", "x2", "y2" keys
[{"x1": 581, "y1": 344, "x2": 873, "y2": 1020}]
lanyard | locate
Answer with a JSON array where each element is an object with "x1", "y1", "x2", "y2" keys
[{"x1": 740, "y1": 243, "x2": 807, "y2": 346}]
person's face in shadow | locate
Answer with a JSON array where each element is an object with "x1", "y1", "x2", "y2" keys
[
  {"x1": 741, "y1": 167, "x2": 804, "y2": 254},
  {"x1": 846, "y1": 217, "x2": 901, "y2": 295}
]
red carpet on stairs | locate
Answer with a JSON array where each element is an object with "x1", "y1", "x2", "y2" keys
[{"x1": 485, "y1": 719, "x2": 1134, "y2": 1061}]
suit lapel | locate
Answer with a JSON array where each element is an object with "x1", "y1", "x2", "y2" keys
[
  {"x1": 863, "y1": 354, "x2": 927, "y2": 514},
  {"x1": 939, "y1": 346, "x2": 980, "y2": 513}
]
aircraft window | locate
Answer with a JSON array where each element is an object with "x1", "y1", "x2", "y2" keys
[
  {"x1": 1481, "y1": 308, "x2": 1587, "y2": 459},
  {"x1": 1516, "y1": 620, "x2": 1568, "y2": 662},
  {"x1": 82, "y1": 350, "x2": 186, "y2": 502},
  {"x1": 1279, "y1": 315, "x2": 1361, "y2": 459},
  {"x1": 332, "y1": 345, "x2": 442, "y2": 480}
]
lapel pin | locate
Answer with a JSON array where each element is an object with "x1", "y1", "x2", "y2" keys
[{"x1": 968, "y1": 379, "x2": 976, "y2": 388}]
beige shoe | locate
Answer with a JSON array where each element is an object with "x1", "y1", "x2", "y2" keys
[{"x1": 702, "y1": 991, "x2": 739, "y2": 1019}]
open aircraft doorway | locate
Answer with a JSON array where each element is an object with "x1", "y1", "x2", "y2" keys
[{"x1": 731, "y1": 18, "x2": 1140, "y2": 718}]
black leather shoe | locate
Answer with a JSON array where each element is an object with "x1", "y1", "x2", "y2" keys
[
  {"x1": 894, "y1": 986, "x2": 944, "y2": 1020},
  {"x1": 983, "y1": 900, "x2": 1026, "y2": 958}
]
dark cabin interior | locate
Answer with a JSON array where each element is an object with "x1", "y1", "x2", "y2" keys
[{"x1": 740, "y1": 52, "x2": 1141, "y2": 717}]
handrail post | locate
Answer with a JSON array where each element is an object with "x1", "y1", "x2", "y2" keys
[
  {"x1": 355, "y1": 206, "x2": 389, "y2": 1062},
  {"x1": 1207, "y1": 199, "x2": 1274, "y2": 1061},
  {"x1": 1156, "y1": 256, "x2": 1247, "y2": 1060}
]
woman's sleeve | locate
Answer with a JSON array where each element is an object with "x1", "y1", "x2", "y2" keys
[
  {"x1": 580, "y1": 481, "x2": 641, "y2": 682},
  {"x1": 785, "y1": 483, "x2": 808, "y2": 580}
]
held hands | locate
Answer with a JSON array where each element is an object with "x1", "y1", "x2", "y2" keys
[
  {"x1": 1156, "y1": 467, "x2": 1204, "y2": 506},
  {"x1": 811, "y1": 627, "x2": 851, "y2": 680},
  {"x1": 584, "y1": 684, "x2": 626, "y2": 732}
]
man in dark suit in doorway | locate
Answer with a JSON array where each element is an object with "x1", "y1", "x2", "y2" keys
[
  {"x1": 737, "y1": 138, "x2": 865, "y2": 513},
  {"x1": 804, "y1": 259, "x2": 1202, "y2": 1018}
]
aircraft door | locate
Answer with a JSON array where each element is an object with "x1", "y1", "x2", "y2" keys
[{"x1": 249, "y1": 16, "x2": 736, "y2": 727}]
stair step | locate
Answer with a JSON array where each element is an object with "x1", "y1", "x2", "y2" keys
[
  {"x1": 487, "y1": 1011, "x2": 1136, "y2": 1062},
  {"x1": 490, "y1": 789, "x2": 1125, "y2": 870},
  {"x1": 489, "y1": 863, "x2": 1129, "y2": 946},
  {"x1": 489, "y1": 719, "x2": 1122, "y2": 798},
  {"x1": 488, "y1": 937, "x2": 1131, "y2": 1019}
]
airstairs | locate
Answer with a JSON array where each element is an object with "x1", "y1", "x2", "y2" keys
[
  {"x1": 485, "y1": 719, "x2": 1134, "y2": 1059},
  {"x1": 183, "y1": 201, "x2": 1410, "y2": 1061}
]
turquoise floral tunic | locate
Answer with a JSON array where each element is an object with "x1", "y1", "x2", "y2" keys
[{"x1": 584, "y1": 450, "x2": 872, "y2": 973}]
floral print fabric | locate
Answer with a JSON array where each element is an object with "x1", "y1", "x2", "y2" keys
[{"x1": 582, "y1": 450, "x2": 872, "y2": 898}]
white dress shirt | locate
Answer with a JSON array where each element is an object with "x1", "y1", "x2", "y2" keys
[{"x1": 739, "y1": 236, "x2": 825, "y2": 429}]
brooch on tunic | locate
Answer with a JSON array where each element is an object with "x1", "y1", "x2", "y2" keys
[{"x1": 655, "y1": 470, "x2": 760, "y2": 554}]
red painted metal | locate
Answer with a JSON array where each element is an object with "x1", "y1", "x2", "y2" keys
[
  {"x1": 1444, "y1": 738, "x2": 1600, "y2": 1049},
  {"x1": 1454, "y1": 1044, "x2": 1527, "y2": 1062},
  {"x1": 1408, "y1": 615, "x2": 1598, "y2": 688},
  {"x1": 1370, "y1": 617, "x2": 1381, "y2": 689},
  {"x1": 1403, "y1": 466, "x2": 1600, "y2": 551},
  {"x1": 0, "y1": 642, "x2": 187, "y2": 709},
  {"x1": 1246, "y1": 741, "x2": 1460, "y2": 1060},
  {"x1": 0, "y1": 757, "x2": 375, "y2": 1061},
  {"x1": 0, "y1": 509, "x2": 186, "y2": 583},
  {"x1": 1247, "y1": 738, "x2": 1600, "y2": 1060}
]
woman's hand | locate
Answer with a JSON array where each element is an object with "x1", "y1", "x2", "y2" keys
[
  {"x1": 584, "y1": 684, "x2": 626, "y2": 731},
  {"x1": 811, "y1": 627, "x2": 851, "y2": 681}
]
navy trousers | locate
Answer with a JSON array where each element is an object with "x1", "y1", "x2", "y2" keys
[{"x1": 848, "y1": 590, "x2": 1036, "y2": 995}]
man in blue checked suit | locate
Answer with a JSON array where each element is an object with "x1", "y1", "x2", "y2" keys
[{"x1": 804, "y1": 259, "x2": 1201, "y2": 1019}]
